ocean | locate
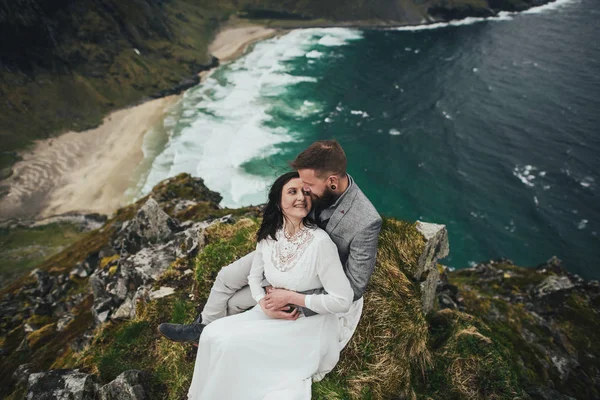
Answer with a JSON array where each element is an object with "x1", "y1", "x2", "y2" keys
[{"x1": 130, "y1": 0, "x2": 600, "y2": 279}]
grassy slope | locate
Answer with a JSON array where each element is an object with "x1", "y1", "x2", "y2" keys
[
  {"x1": 0, "y1": 223, "x2": 89, "y2": 281},
  {"x1": 3, "y1": 214, "x2": 533, "y2": 399},
  {"x1": 447, "y1": 263, "x2": 600, "y2": 399},
  {"x1": 4, "y1": 188, "x2": 596, "y2": 398}
]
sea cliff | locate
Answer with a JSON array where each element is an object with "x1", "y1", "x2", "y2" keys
[{"x1": 1, "y1": 174, "x2": 597, "y2": 399}]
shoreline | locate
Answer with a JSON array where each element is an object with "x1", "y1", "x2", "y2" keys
[
  {"x1": 0, "y1": 0, "x2": 568, "y2": 222},
  {"x1": 0, "y1": 25, "x2": 279, "y2": 222}
]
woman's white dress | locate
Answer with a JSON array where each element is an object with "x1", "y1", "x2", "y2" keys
[{"x1": 187, "y1": 226, "x2": 358, "y2": 400}]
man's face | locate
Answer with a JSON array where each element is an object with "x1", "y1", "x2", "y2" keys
[{"x1": 298, "y1": 169, "x2": 338, "y2": 210}]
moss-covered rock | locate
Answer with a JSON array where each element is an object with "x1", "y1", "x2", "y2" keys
[{"x1": 440, "y1": 258, "x2": 600, "y2": 399}]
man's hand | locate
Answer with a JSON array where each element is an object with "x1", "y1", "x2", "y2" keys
[
  {"x1": 259, "y1": 298, "x2": 299, "y2": 320},
  {"x1": 264, "y1": 288, "x2": 294, "y2": 310}
]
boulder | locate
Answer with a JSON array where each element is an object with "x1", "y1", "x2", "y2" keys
[
  {"x1": 30, "y1": 269, "x2": 53, "y2": 297},
  {"x1": 113, "y1": 198, "x2": 181, "y2": 255},
  {"x1": 98, "y1": 370, "x2": 151, "y2": 400},
  {"x1": 534, "y1": 276, "x2": 574, "y2": 297},
  {"x1": 13, "y1": 363, "x2": 35, "y2": 389},
  {"x1": 26, "y1": 370, "x2": 97, "y2": 400}
]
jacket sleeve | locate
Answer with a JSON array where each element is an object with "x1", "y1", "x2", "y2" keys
[
  {"x1": 345, "y1": 216, "x2": 383, "y2": 301},
  {"x1": 248, "y1": 240, "x2": 267, "y2": 303},
  {"x1": 304, "y1": 237, "x2": 353, "y2": 314}
]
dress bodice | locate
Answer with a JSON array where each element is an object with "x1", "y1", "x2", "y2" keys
[{"x1": 261, "y1": 226, "x2": 325, "y2": 292}]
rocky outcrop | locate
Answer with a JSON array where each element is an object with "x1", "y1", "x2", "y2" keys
[
  {"x1": 438, "y1": 257, "x2": 600, "y2": 399},
  {"x1": 91, "y1": 198, "x2": 207, "y2": 324},
  {"x1": 17, "y1": 368, "x2": 151, "y2": 400},
  {"x1": 113, "y1": 198, "x2": 182, "y2": 255},
  {"x1": 97, "y1": 370, "x2": 151, "y2": 400},
  {"x1": 414, "y1": 220, "x2": 450, "y2": 313},
  {"x1": 25, "y1": 369, "x2": 98, "y2": 400}
]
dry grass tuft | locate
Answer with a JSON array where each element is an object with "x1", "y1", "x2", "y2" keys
[{"x1": 322, "y1": 218, "x2": 431, "y2": 399}]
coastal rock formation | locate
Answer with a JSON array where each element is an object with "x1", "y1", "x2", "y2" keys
[
  {"x1": 16, "y1": 367, "x2": 151, "y2": 400},
  {"x1": 1, "y1": 174, "x2": 598, "y2": 399},
  {"x1": 415, "y1": 221, "x2": 450, "y2": 313},
  {"x1": 437, "y1": 257, "x2": 600, "y2": 399}
]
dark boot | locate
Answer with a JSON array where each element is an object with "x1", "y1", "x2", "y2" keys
[{"x1": 157, "y1": 315, "x2": 204, "y2": 343}]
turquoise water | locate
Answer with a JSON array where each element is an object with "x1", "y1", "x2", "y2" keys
[{"x1": 135, "y1": 0, "x2": 600, "y2": 278}]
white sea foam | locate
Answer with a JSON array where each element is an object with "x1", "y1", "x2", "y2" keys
[
  {"x1": 580, "y1": 176, "x2": 595, "y2": 188},
  {"x1": 513, "y1": 164, "x2": 538, "y2": 187},
  {"x1": 350, "y1": 110, "x2": 370, "y2": 118},
  {"x1": 136, "y1": 28, "x2": 366, "y2": 207},
  {"x1": 470, "y1": 211, "x2": 487, "y2": 219},
  {"x1": 504, "y1": 219, "x2": 516, "y2": 233},
  {"x1": 578, "y1": 219, "x2": 588, "y2": 230},
  {"x1": 522, "y1": 0, "x2": 579, "y2": 14},
  {"x1": 389, "y1": 129, "x2": 402, "y2": 136},
  {"x1": 392, "y1": 12, "x2": 514, "y2": 31},
  {"x1": 306, "y1": 50, "x2": 323, "y2": 58},
  {"x1": 391, "y1": 0, "x2": 577, "y2": 34}
]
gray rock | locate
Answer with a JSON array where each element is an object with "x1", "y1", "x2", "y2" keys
[
  {"x1": 98, "y1": 370, "x2": 151, "y2": 400},
  {"x1": 57, "y1": 313, "x2": 75, "y2": 332},
  {"x1": 527, "y1": 386, "x2": 577, "y2": 400},
  {"x1": 114, "y1": 198, "x2": 181, "y2": 255},
  {"x1": 534, "y1": 276, "x2": 574, "y2": 297},
  {"x1": 13, "y1": 363, "x2": 35, "y2": 389},
  {"x1": 438, "y1": 293, "x2": 457, "y2": 310},
  {"x1": 111, "y1": 297, "x2": 135, "y2": 320},
  {"x1": 96, "y1": 310, "x2": 110, "y2": 324},
  {"x1": 415, "y1": 221, "x2": 450, "y2": 314},
  {"x1": 149, "y1": 286, "x2": 175, "y2": 300},
  {"x1": 26, "y1": 369, "x2": 97, "y2": 400},
  {"x1": 31, "y1": 269, "x2": 53, "y2": 297},
  {"x1": 70, "y1": 264, "x2": 89, "y2": 279},
  {"x1": 107, "y1": 277, "x2": 129, "y2": 301}
]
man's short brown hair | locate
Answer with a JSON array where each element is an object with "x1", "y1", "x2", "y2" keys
[{"x1": 290, "y1": 140, "x2": 347, "y2": 178}]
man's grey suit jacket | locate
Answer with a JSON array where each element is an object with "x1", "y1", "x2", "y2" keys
[{"x1": 314, "y1": 180, "x2": 382, "y2": 302}]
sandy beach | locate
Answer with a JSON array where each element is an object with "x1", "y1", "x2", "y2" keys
[{"x1": 0, "y1": 25, "x2": 278, "y2": 221}]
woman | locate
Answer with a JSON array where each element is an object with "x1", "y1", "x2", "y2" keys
[{"x1": 187, "y1": 172, "x2": 354, "y2": 400}]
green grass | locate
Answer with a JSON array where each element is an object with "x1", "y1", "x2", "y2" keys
[{"x1": 0, "y1": 223, "x2": 88, "y2": 284}]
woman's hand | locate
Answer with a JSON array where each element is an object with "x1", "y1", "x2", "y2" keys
[
  {"x1": 264, "y1": 288, "x2": 306, "y2": 310},
  {"x1": 263, "y1": 288, "x2": 292, "y2": 310},
  {"x1": 259, "y1": 297, "x2": 300, "y2": 320}
]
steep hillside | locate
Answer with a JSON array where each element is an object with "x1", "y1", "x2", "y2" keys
[{"x1": 2, "y1": 173, "x2": 597, "y2": 399}]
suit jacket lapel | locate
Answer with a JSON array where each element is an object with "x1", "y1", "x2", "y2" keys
[{"x1": 326, "y1": 183, "x2": 359, "y2": 234}]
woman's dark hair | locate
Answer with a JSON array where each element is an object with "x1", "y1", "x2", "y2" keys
[{"x1": 256, "y1": 171, "x2": 315, "y2": 242}]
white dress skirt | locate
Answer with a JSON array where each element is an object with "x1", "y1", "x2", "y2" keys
[{"x1": 187, "y1": 226, "x2": 361, "y2": 400}]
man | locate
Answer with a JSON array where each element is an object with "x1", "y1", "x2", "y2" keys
[{"x1": 158, "y1": 140, "x2": 382, "y2": 343}]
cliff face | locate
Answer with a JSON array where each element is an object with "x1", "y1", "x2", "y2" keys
[{"x1": 1, "y1": 173, "x2": 597, "y2": 399}]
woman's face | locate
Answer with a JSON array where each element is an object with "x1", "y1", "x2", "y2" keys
[{"x1": 280, "y1": 177, "x2": 312, "y2": 221}]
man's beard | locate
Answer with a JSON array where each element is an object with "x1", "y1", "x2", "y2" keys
[{"x1": 312, "y1": 186, "x2": 340, "y2": 213}]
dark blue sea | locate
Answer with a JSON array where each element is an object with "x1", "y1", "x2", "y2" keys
[{"x1": 131, "y1": 0, "x2": 600, "y2": 279}]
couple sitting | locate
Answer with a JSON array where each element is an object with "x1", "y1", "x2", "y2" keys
[{"x1": 158, "y1": 140, "x2": 382, "y2": 399}]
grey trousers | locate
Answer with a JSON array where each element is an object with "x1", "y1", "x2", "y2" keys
[{"x1": 200, "y1": 250, "x2": 257, "y2": 325}]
